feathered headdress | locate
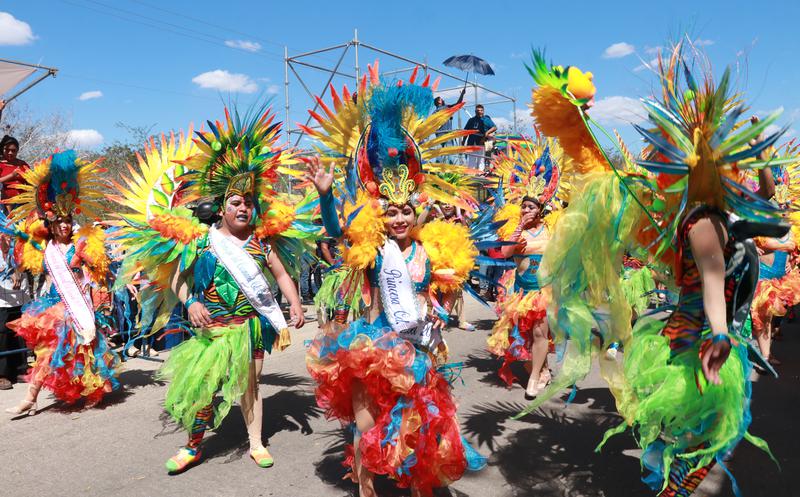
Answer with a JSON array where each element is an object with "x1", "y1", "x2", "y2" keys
[
  {"x1": 8, "y1": 150, "x2": 106, "y2": 223},
  {"x1": 633, "y1": 43, "x2": 793, "y2": 258},
  {"x1": 181, "y1": 104, "x2": 294, "y2": 215},
  {"x1": 301, "y1": 61, "x2": 482, "y2": 211},
  {"x1": 493, "y1": 137, "x2": 566, "y2": 205}
]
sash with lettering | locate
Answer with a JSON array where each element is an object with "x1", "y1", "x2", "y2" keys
[
  {"x1": 208, "y1": 228, "x2": 289, "y2": 338},
  {"x1": 44, "y1": 241, "x2": 96, "y2": 343},
  {"x1": 378, "y1": 240, "x2": 440, "y2": 350}
]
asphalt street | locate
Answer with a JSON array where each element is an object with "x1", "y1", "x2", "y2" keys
[{"x1": 0, "y1": 297, "x2": 797, "y2": 497}]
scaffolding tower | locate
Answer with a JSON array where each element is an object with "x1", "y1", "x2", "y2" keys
[{"x1": 284, "y1": 29, "x2": 518, "y2": 148}]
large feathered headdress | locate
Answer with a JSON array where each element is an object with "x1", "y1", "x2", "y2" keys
[
  {"x1": 301, "y1": 61, "x2": 483, "y2": 211},
  {"x1": 493, "y1": 137, "x2": 566, "y2": 205},
  {"x1": 8, "y1": 149, "x2": 106, "y2": 223},
  {"x1": 180, "y1": 105, "x2": 293, "y2": 214}
]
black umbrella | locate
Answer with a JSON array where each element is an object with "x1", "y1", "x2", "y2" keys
[{"x1": 443, "y1": 55, "x2": 495, "y2": 76}]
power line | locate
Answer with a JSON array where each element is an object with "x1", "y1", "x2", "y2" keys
[
  {"x1": 60, "y1": 0, "x2": 286, "y2": 63},
  {"x1": 128, "y1": 0, "x2": 285, "y2": 49},
  {"x1": 60, "y1": 73, "x2": 218, "y2": 101}
]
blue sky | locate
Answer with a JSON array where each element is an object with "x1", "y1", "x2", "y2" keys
[{"x1": 2, "y1": 0, "x2": 799, "y2": 152}]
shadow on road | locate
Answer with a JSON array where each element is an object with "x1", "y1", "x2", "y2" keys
[
  {"x1": 198, "y1": 388, "x2": 323, "y2": 463},
  {"x1": 462, "y1": 388, "x2": 644, "y2": 497},
  {"x1": 463, "y1": 351, "x2": 519, "y2": 388}
]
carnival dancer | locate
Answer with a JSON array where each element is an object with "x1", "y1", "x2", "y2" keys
[
  {"x1": 486, "y1": 139, "x2": 562, "y2": 394},
  {"x1": 516, "y1": 44, "x2": 793, "y2": 496},
  {"x1": 4, "y1": 150, "x2": 120, "y2": 415},
  {"x1": 304, "y1": 63, "x2": 499, "y2": 496},
  {"x1": 109, "y1": 107, "x2": 317, "y2": 473}
]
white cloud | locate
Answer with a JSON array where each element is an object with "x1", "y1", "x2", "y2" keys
[
  {"x1": 644, "y1": 45, "x2": 662, "y2": 55},
  {"x1": 78, "y1": 90, "x2": 103, "y2": 101},
  {"x1": 493, "y1": 116, "x2": 512, "y2": 129},
  {"x1": 694, "y1": 38, "x2": 715, "y2": 47},
  {"x1": 590, "y1": 96, "x2": 647, "y2": 125},
  {"x1": 192, "y1": 69, "x2": 258, "y2": 93},
  {"x1": 510, "y1": 51, "x2": 526, "y2": 59},
  {"x1": 224, "y1": 39, "x2": 262, "y2": 53},
  {"x1": 266, "y1": 84, "x2": 280, "y2": 95},
  {"x1": 603, "y1": 42, "x2": 635, "y2": 59},
  {"x1": 0, "y1": 12, "x2": 36, "y2": 45},
  {"x1": 64, "y1": 129, "x2": 104, "y2": 149}
]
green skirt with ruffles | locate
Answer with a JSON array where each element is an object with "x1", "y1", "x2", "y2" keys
[{"x1": 158, "y1": 320, "x2": 255, "y2": 431}]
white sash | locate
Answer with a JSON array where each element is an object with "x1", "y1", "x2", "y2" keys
[
  {"x1": 378, "y1": 240, "x2": 440, "y2": 349},
  {"x1": 208, "y1": 227, "x2": 288, "y2": 333},
  {"x1": 44, "y1": 242, "x2": 96, "y2": 343}
]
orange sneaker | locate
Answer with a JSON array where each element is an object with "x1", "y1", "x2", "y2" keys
[{"x1": 165, "y1": 447, "x2": 202, "y2": 474}]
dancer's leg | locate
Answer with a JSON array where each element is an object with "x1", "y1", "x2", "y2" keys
[
  {"x1": 352, "y1": 380, "x2": 376, "y2": 497},
  {"x1": 242, "y1": 357, "x2": 273, "y2": 467},
  {"x1": 187, "y1": 404, "x2": 213, "y2": 450},
  {"x1": 5, "y1": 381, "x2": 41, "y2": 414},
  {"x1": 525, "y1": 320, "x2": 549, "y2": 394},
  {"x1": 165, "y1": 403, "x2": 211, "y2": 472},
  {"x1": 755, "y1": 319, "x2": 772, "y2": 361}
]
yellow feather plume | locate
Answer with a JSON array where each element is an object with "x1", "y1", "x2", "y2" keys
[
  {"x1": 342, "y1": 192, "x2": 385, "y2": 270},
  {"x1": 417, "y1": 220, "x2": 476, "y2": 294},
  {"x1": 74, "y1": 225, "x2": 110, "y2": 285},
  {"x1": 255, "y1": 199, "x2": 296, "y2": 239},
  {"x1": 495, "y1": 203, "x2": 521, "y2": 240},
  {"x1": 17, "y1": 217, "x2": 47, "y2": 275}
]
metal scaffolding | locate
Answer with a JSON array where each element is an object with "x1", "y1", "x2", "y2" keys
[{"x1": 284, "y1": 29, "x2": 517, "y2": 148}]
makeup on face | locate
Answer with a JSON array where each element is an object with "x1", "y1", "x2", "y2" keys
[
  {"x1": 384, "y1": 203, "x2": 416, "y2": 240},
  {"x1": 221, "y1": 194, "x2": 255, "y2": 231}
]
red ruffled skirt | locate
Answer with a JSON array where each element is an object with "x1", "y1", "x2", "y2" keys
[
  {"x1": 9, "y1": 296, "x2": 120, "y2": 404},
  {"x1": 306, "y1": 316, "x2": 485, "y2": 495},
  {"x1": 751, "y1": 270, "x2": 800, "y2": 331},
  {"x1": 487, "y1": 288, "x2": 549, "y2": 386}
]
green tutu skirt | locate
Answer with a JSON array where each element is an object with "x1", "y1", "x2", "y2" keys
[
  {"x1": 599, "y1": 317, "x2": 772, "y2": 493},
  {"x1": 158, "y1": 321, "x2": 252, "y2": 431}
]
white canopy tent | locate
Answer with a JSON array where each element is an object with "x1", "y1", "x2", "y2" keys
[{"x1": 0, "y1": 58, "x2": 57, "y2": 103}]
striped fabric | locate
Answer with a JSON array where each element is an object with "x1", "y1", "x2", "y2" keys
[
  {"x1": 662, "y1": 207, "x2": 733, "y2": 357},
  {"x1": 202, "y1": 236, "x2": 271, "y2": 320}
]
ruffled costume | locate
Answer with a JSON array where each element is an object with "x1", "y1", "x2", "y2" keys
[
  {"x1": 2, "y1": 151, "x2": 120, "y2": 404},
  {"x1": 302, "y1": 63, "x2": 499, "y2": 495},
  {"x1": 621, "y1": 255, "x2": 656, "y2": 317},
  {"x1": 486, "y1": 140, "x2": 562, "y2": 386},
  {"x1": 517, "y1": 44, "x2": 793, "y2": 496},
  {"x1": 109, "y1": 109, "x2": 318, "y2": 434}
]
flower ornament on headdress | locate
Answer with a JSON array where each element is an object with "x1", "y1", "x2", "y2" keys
[{"x1": 8, "y1": 150, "x2": 106, "y2": 223}]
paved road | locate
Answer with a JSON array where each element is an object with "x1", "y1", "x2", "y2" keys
[{"x1": 0, "y1": 297, "x2": 797, "y2": 497}]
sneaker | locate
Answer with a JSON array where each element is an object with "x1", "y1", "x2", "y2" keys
[
  {"x1": 165, "y1": 447, "x2": 202, "y2": 474},
  {"x1": 0, "y1": 377, "x2": 12, "y2": 390},
  {"x1": 458, "y1": 321, "x2": 476, "y2": 331}
]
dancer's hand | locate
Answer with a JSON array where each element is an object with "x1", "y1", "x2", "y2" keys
[
  {"x1": 432, "y1": 315, "x2": 447, "y2": 331},
  {"x1": 303, "y1": 156, "x2": 334, "y2": 196},
  {"x1": 289, "y1": 302, "x2": 305, "y2": 329},
  {"x1": 701, "y1": 336, "x2": 731, "y2": 385},
  {"x1": 188, "y1": 302, "x2": 212, "y2": 328},
  {"x1": 519, "y1": 212, "x2": 536, "y2": 230}
]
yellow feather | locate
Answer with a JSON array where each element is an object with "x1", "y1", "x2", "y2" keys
[{"x1": 417, "y1": 220, "x2": 477, "y2": 294}]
